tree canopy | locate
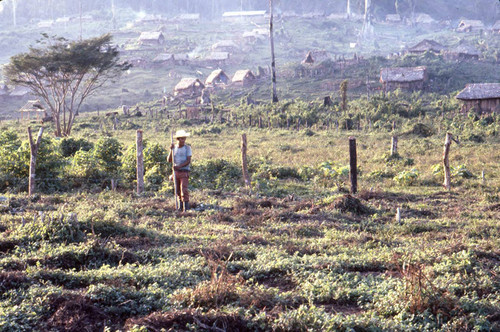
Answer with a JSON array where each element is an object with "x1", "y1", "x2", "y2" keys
[{"x1": 5, "y1": 33, "x2": 130, "y2": 137}]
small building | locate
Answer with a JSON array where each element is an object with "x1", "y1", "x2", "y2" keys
[
  {"x1": 9, "y1": 86, "x2": 31, "y2": 99},
  {"x1": 456, "y1": 83, "x2": 500, "y2": 114},
  {"x1": 222, "y1": 10, "x2": 267, "y2": 23},
  {"x1": 173, "y1": 54, "x2": 190, "y2": 65},
  {"x1": 385, "y1": 14, "x2": 402, "y2": 23},
  {"x1": 491, "y1": 20, "x2": 500, "y2": 33},
  {"x1": 211, "y1": 40, "x2": 239, "y2": 53},
  {"x1": 174, "y1": 78, "x2": 205, "y2": 97},
  {"x1": 205, "y1": 69, "x2": 230, "y2": 87},
  {"x1": 414, "y1": 13, "x2": 437, "y2": 25},
  {"x1": 37, "y1": 20, "x2": 54, "y2": 28},
  {"x1": 175, "y1": 13, "x2": 200, "y2": 21},
  {"x1": 302, "y1": 50, "x2": 330, "y2": 64},
  {"x1": 138, "y1": 31, "x2": 165, "y2": 45},
  {"x1": 204, "y1": 52, "x2": 230, "y2": 66},
  {"x1": 407, "y1": 39, "x2": 445, "y2": 55},
  {"x1": 457, "y1": 20, "x2": 485, "y2": 32},
  {"x1": 152, "y1": 53, "x2": 173, "y2": 65},
  {"x1": 19, "y1": 100, "x2": 46, "y2": 120},
  {"x1": 232, "y1": 70, "x2": 256, "y2": 87},
  {"x1": 445, "y1": 44, "x2": 480, "y2": 61},
  {"x1": 380, "y1": 66, "x2": 428, "y2": 92}
]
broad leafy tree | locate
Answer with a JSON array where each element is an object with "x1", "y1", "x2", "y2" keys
[{"x1": 5, "y1": 34, "x2": 130, "y2": 137}]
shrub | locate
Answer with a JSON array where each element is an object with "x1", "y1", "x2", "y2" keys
[
  {"x1": 190, "y1": 159, "x2": 241, "y2": 190},
  {"x1": 394, "y1": 169, "x2": 419, "y2": 186},
  {"x1": 60, "y1": 137, "x2": 93, "y2": 157}
]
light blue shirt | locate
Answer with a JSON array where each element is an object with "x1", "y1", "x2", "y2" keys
[{"x1": 173, "y1": 145, "x2": 192, "y2": 171}]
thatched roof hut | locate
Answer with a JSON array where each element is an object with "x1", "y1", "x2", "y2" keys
[
  {"x1": 138, "y1": 31, "x2": 165, "y2": 45},
  {"x1": 415, "y1": 13, "x2": 437, "y2": 25},
  {"x1": 385, "y1": 14, "x2": 401, "y2": 23},
  {"x1": 492, "y1": 20, "x2": 500, "y2": 33},
  {"x1": 205, "y1": 69, "x2": 230, "y2": 86},
  {"x1": 175, "y1": 13, "x2": 200, "y2": 21},
  {"x1": 174, "y1": 78, "x2": 205, "y2": 97},
  {"x1": 456, "y1": 83, "x2": 500, "y2": 114},
  {"x1": 19, "y1": 100, "x2": 45, "y2": 112},
  {"x1": 408, "y1": 40, "x2": 445, "y2": 54},
  {"x1": 445, "y1": 44, "x2": 480, "y2": 60},
  {"x1": 211, "y1": 40, "x2": 239, "y2": 53},
  {"x1": 457, "y1": 20, "x2": 485, "y2": 32},
  {"x1": 302, "y1": 50, "x2": 330, "y2": 64},
  {"x1": 232, "y1": 70, "x2": 256, "y2": 87},
  {"x1": 37, "y1": 20, "x2": 54, "y2": 28},
  {"x1": 380, "y1": 66, "x2": 427, "y2": 92}
]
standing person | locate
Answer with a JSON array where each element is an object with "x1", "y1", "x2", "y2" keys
[{"x1": 168, "y1": 130, "x2": 192, "y2": 211}]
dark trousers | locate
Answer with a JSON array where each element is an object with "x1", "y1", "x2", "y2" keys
[{"x1": 174, "y1": 171, "x2": 189, "y2": 202}]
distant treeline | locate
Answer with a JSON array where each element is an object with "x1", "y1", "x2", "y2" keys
[{"x1": 0, "y1": 0, "x2": 498, "y2": 25}]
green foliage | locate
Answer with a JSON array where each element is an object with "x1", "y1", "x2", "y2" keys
[
  {"x1": 13, "y1": 214, "x2": 85, "y2": 244},
  {"x1": 93, "y1": 137, "x2": 122, "y2": 179},
  {"x1": 394, "y1": 168, "x2": 419, "y2": 186},
  {"x1": 190, "y1": 159, "x2": 241, "y2": 190},
  {"x1": 60, "y1": 137, "x2": 94, "y2": 158}
]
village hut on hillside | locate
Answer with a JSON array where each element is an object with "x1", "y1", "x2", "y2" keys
[
  {"x1": 152, "y1": 54, "x2": 174, "y2": 66},
  {"x1": 385, "y1": 14, "x2": 402, "y2": 23},
  {"x1": 138, "y1": 31, "x2": 165, "y2": 45},
  {"x1": 302, "y1": 50, "x2": 330, "y2": 64},
  {"x1": 222, "y1": 11, "x2": 267, "y2": 23},
  {"x1": 174, "y1": 14, "x2": 200, "y2": 22},
  {"x1": 204, "y1": 52, "x2": 230, "y2": 66},
  {"x1": 136, "y1": 14, "x2": 163, "y2": 25},
  {"x1": 232, "y1": 70, "x2": 256, "y2": 87},
  {"x1": 37, "y1": 20, "x2": 54, "y2": 28},
  {"x1": 211, "y1": 40, "x2": 240, "y2": 53},
  {"x1": 380, "y1": 66, "x2": 428, "y2": 92},
  {"x1": 174, "y1": 78, "x2": 205, "y2": 97},
  {"x1": 456, "y1": 83, "x2": 500, "y2": 114},
  {"x1": 19, "y1": 100, "x2": 46, "y2": 120},
  {"x1": 205, "y1": 69, "x2": 230, "y2": 87},
  {"x1": 457, "y1": 20, "x2": 485, "y2": 32},
  {"x1": 492, "y1": 21, "x2": 500, "y2": 33},
  {"x1": 173, "y1": 54, "x2": 190, "y2": 65},
  {"x1": 444, "y1": 44, "x2": 480, "y2": 61},
  {"x1": 415, "y1": 13, "x2": 437, "y2": 25},
  {"x1": 9, "y1": 86, "x2": 31, "y2": 99},
  {"x1": 407, "y1": 39, "x2": 445, "y2": 55}
]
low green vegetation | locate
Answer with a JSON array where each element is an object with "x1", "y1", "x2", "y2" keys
[{"x1": 0, "y1": 92, "x2": 499, "y2": 330}]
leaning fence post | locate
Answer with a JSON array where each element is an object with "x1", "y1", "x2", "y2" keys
[
  {"x1": 241, "y1": 134, "x2": 251, "y2": 188},
  {"x1": 27, "y1": 126, "x2": 44, "y2": 197},
  {"x1": 349, "y1": 136, "x2": 357, "y2": 194},
  {"x1": 443, "y1": 132, "x2": 453, "y2": 190},
  {"x1": 391, "y1": 136, "x2": 398, "y2": 156},
  {"x1": 136, "y1": 130, "x2": 144, "y2": 194}
]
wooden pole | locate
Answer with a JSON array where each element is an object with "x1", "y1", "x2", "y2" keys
[
  {"x1": 136, "y1": 130, "x2": 144, "y2": 194},
  {"x1": 27, "y1": 127, "x2": 44, "y2": 197},
  {"x1": 241, "y1": 134, "x2": 251, "y2": 188},
  {"x1": 391, "y1": 136, "x2": 398, "y2": 156},
  {"x1": 171, "y1": 132, "x2": 179, "y2": 210},
  {"x1": 443, "y1": 132, "x2": 452, "y2": 190},
  {"x1": 349, "y1": 136, "x2": 357, "y2": 194}
]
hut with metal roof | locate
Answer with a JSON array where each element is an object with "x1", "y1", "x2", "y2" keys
[
  {"x1": 457, "y1": 20, "x2": 485, "y2": 32},
  {"x1": 138, "y1": 31, "x2": 165, "y2": 45},
  {"x1": 205, "y1": 69, "x2": 230, "y2": 87},
  {"x1": 211, "y1": 40, "x2": 240, "y2": 53},
  {"x1": 232, "y1": 70, "x2": 256, "y2": 87},
  {"x1": 456, "y1": 83, "x2": 500, "y2": 114},
  {"x1": 407, "y1": 40, "x2": 445, "y2": 55},
  {"x1": 174, "y1": 78, "x2": 205, "y2": 97},
  {"x1": 380, "y1": 66, "x2": 428, "y2": 92}
]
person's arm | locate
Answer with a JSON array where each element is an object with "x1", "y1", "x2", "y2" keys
[
  {"x1": 167, "y1": 143, "x2": 174, "y2": 163},
  {"x1": 174, "y1": 156, "x2": 191, "y2": 171}
]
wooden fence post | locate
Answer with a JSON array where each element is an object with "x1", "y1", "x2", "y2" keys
[
  {"x1": 443, "y1": 132, "x2": 453, "y2": 190},
  {"x1": 241, "y1": 134, "x2": 251, "y2": 188},
  {"x1": 349, "y1": 136, "x2": 357, "y2": 194},
  {"x1": 391, "y1": 136, "x2": 398, "y2": 156},
  {"x1": 136, "y1": 130, "x2": 144, "y2": 194},
  {"x1": 27, "y1": 126, "x2": 44, "y2": 197}
]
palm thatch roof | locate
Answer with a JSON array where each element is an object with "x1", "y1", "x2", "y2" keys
[
  {"x1": 458, "y1": 20, "x2": 484, "y2": 29},
  {"x1": 175, "y1": 78, "x2": 204, "y2": 91},
  {"x1": 456, "y1": 83, "x2": 500, "y2": 100},
  {"x1": 19, "y1": 100, "x2": 45, "y2": 112},
  {"x1": 415, "y1": 13, "x2": 437, "y2": 24},
  {"x1": 408, "y1": 39, "x2": 445, "y2": 53},
  {"x1": 139, "y1": 31, "x2": 164, "y2": 42},
  {"x1": 205, "y1": 69, "x2": 230, "y2": 85},
  {"x1": 211, "y1": 40, "x2": 239, "y2": 51},
  {"x1": 232, "y1": 70, "x2": 256, "y2": 83},
  {"x1": 447, "y1": 44, "x2": 480, "y2": 56},
  {"x1": 380, "y1": 66, "x2": 427, "y2": 83}
]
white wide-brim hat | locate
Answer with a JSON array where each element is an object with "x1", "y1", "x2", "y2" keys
[{"x1": 174, "y1": 129, "x2": 190, "y2": 138}]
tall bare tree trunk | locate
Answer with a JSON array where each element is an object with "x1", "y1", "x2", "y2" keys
[
  {"x1": 12, "y1": 0, "x2": 17, "y2": 26},
  {"x1": 28, "y1": 127, "x2": 44, "y2": 197},
  {"x1": 346, "y1": 0, "x2": 351, "y2": 18},
  {"x1": 443, "y1": 133, "x2": 453, "y2": 190},
  {"x1": 362, "y1": 0, "x2": 373, "y2": 38},
  {"x1": 269, "y1": 0, "x2": 279, "y2": 103}
]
